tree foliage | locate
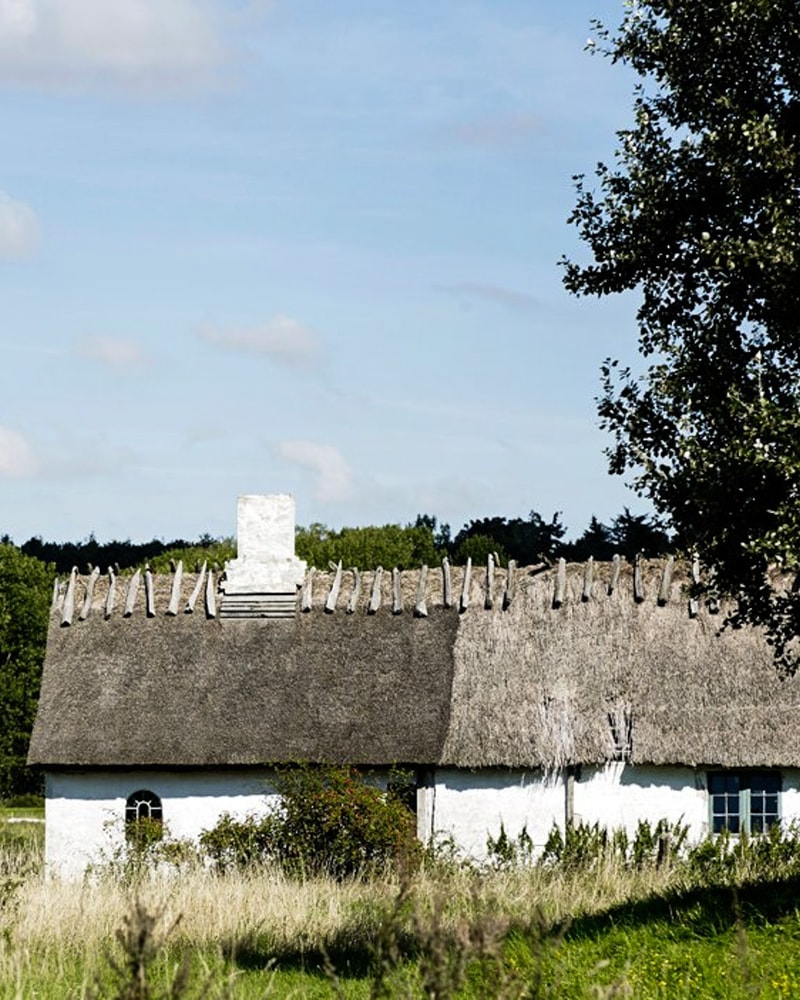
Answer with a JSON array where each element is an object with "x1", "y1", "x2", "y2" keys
[
  {"x1": 0, "y1": 544, "x2": 52, "y2": 797},
  {"x1": 452, "y1": 512, "x2": 566, "y2": 565},
  {"x1": 199, "y1": 765, "x2": 420, "y2": 879},
  {"x1": 563, "y1": 0, "x2": 800, "y2": 669},
  {"x1": 295, "y1": 522, "x2": 441, "y2": 569}
]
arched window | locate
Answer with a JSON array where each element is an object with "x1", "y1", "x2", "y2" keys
[{"x1": 125, "y1": 789, "x2": 163, "y2": 843}]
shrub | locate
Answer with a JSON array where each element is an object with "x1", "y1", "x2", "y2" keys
[
  {"x1": 686, "y1": 822, "x2": 800, "y2": 886},
  {"x1": 486, "y1": 823, "x2": 534, "y2": 870},
  {"x1": 539, "y1": 818, "x2": 688, "y2": 872},
  {"x1": 200, "y1": 765, "x2": 421, "y2": 880}
]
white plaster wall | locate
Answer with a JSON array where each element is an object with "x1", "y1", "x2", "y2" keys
[
  {"x1": 575, "y1": 763, "x2": 708, "y2": 840},
  {"x1": 431, "y1": 768, "x2": 565, "y2": 861},
  {"x1": 779, "y1": 769, "x2": 800, "y2": 826},
  {"x1": 47, "y1": 765, "x2": 800, "y2": 878},
  {"x1": 45, "y1": 770, "x2": 277, "y2": 879}
]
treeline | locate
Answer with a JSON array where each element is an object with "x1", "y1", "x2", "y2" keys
[{"x1": 3, "y1": 506, "x2": 672, "y2": 576}]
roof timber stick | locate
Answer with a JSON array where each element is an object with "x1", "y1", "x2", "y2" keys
[
  {"x1": 105, "y1": 567, "x2": 117, "y2": 619},
  {"x1": 485, "y1": 555, "x2": 494, "y2": 610},
  {"x1": 368, "y1": 567, "x2": 383, "y2": 614},
  {"x1": 145, "y1": 566, "x2": 156, "y2": 618},
  {"x1": 502, "y1": 560, "x2": 516, "y2": 610},
  {"x1": 442, "y1": 557, "x2": 453, "y2": 608},
  {"x1": 552, "y1": 558, "x2": 566, "y2": 609},
  {"x1": 167, "y1": 561, "x2": 183, "y2": 616},
  {"x1": 633, "y1": 554, "x2": 645, "y2": 604},
  {"x1": 346, "y1": 568, "x2": 361, "y2": 614},
  {"x1": 608, "y1": 554, "x2": 621, "y2": 595},
  {"x1": 51, "y1": 577, "x2": 62, "y2": 613},
  {"x1": 581, "y1": 557, "x2": 594, "y2": 603},
  {"x1": 689, "y1": 554, "x2": 700, "y2": 619},
  {"x1": 300, "y1": 568, "x2": 315, "y2": 612},
  {"x1": 415, "y1": 565, "x2": 428, "y2": 618},
  {"x1": 124, "y1": 569, "x2": 141, "y2": 618},
  {"x1": 657, "y1": 555, "x2": 674, "y2": 607},
  {"x1": 79, "y1": 566, "x2": 101, "y2": 621},
  {"x1": 205, "y1": 569, "x2": 217, "y2": 618},
  {"x1": 392, "y1": 568, "x2": 403, "y2": 614},
  {"x1": 325, "y1": 561, "x2": 343, "y2": 613},
  {"x1": 185, "y1": 562, "x2": 206, "y2": 614},
  {"x1": 459, "y1": 558, "x2": 472, "y2": 613},
  {"x1": 61, "y1": 568, "x2": 77, "y2": 627}
]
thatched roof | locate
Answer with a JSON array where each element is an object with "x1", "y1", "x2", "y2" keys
[{"x1": 28, "y1": 558, "x2": 800, "y2": 770}]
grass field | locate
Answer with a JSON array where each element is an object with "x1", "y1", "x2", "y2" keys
[{"x1": 3, "y1": 819, "x2": 800, "y2": 997}]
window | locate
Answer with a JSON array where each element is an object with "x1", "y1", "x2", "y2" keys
[
  {"x1": 125, "y1": 789, "x2": 163, "y2": 842},
  {"x1": 708, "y1": 772, "x2": 780, "y2": 834}
]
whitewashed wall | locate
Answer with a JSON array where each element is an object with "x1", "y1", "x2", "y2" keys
[
  {"x1": 780, "y1": 770, "x2": 800, "y2": 824},
  {"x1": 45, "y1": 770, "x2": 277, "y2": 879},
  {"x1": 575, "y1": 763, "x2": 707, "y2": 839},
  {"x1": 429, "y1": 768, "x2": 565, "y2": 860},
  {"x1": 46, "y1": 765, "x2": 800, "y2": 878},
  {"x1": 428, "y1": 765, "x2": 800, "y2": 862}
]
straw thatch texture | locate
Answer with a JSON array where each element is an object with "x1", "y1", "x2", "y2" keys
[
  {"x1": 443, "y1": 560, "x2": 800, "y2": 769},
  {"x1": 29, "y1": 606, "x2": 458, "y2": 767},
  {"x1": 32, "y1": 559, "x2": 800, "y2": 771}
]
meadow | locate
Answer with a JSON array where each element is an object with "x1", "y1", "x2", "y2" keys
[{"x1": 3, "y1": 811, "x2": 800, "y2": 998}]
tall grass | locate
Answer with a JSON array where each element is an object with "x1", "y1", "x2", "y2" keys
[{"x1": 4, "y1": 825, "x2": 800, "y2": 996}]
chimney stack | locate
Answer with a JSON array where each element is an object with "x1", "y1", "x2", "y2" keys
[{"x1": 220, "y1": 494, "x2": 307, "y2": 618}]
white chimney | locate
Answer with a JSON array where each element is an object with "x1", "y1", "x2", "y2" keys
[{"x1": 221, "y1": 494, "x2": 307, "y2": 617}]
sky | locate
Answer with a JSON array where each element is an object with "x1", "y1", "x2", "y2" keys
[{"x1": 1, "y1": 0, "x2": 649, "y2": 545}]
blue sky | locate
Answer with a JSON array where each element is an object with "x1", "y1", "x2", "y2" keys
[{"x1": 1, "y1": 0, "x2": 647, "y2": 544}]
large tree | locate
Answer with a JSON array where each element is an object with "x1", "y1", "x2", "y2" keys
[
  {"x1": 563, "y1": 0, "x2": 800, "y2": 669},
  {"x1": 0, "y1": 544, "x2": 52, "y2": 797}
]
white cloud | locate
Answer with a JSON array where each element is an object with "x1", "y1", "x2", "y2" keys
[
  {"x1": 445, "y1": 113, "x2": 541, "y2": 149},
  {"x1": 278, "y1": 441, "x2": 353, "y2": 502},
  {"x1": 0, "y1": 426, "x2": 37, "y2": 477},
  {"x1": 197, "y1": 315, "x2": 323, "y2": 370},
  {"x1": 0, "y1": 0, "x2": 228, "y2": 91},
  {"x1": 76, "y1": 334, "x2": 152, "y2": 372},
  {"x1": 436, "y1": 281, "x2": 537, "y2": 314},
  {"x1": 0, "y1": 191, "x2": 39, "y2": 259}
]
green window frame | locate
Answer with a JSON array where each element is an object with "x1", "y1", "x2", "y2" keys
[{"x1": 708, "y1": 771, "x2": 780, "y2": 834}]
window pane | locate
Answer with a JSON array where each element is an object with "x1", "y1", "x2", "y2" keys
[
  {"x1": 709, "y1": 772, "x2": 743, "y2": 835},
  {"x1": 750, "y1": 772, "x2": 780, "y2": 832}
]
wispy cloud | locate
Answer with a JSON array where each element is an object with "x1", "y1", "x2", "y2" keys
[
  {"x1": 197, "y1": 315, "x2": 323, "y2": 370},
  {"x1": 0, "y1": 0, "x2": 229, "y2": 92},
  {"x1": 0, "y1": 426, "x2": 37, "y2": 477},
  {"x1": 0, "y1": 191, "x2": 40, "y2": 259},
  {"x1": 435, "y1": 281, "x2": 537, "y2": 314},
  {"x1": 278, "y1": 441, "x2": 353, "y2": 502},
  {"x1": 75, "y1": 334, "x2": 152, "y2": 373},
  {"x1": 444, "y1": 113, "x2": 541, "y2": 149}
]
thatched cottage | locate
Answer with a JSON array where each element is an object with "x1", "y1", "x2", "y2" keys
[{"x1": 28, "y1": 494, "x2": 800, "y2": 878}]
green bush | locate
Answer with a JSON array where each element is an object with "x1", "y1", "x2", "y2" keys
[
  {"x1": 686, "y1": 822, "x2": 800, "y2": 887},
  {"x1": 1, "y1": 793, "x2": 44, "y2": 809},
  {"x1": 486, "y1": 823, "x2": 534, "y2": 869},
  {"x1": 200, "y1": 765, "x2": 421, "y2": 880},
  {"x1": 539, "y1": 819, "x2": 687, "y2": 872}
]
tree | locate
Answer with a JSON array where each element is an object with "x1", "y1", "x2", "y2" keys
[
  {"x1": 0, "y1": 544, "x2": 52, "y2": 797},
  {"x1": 609, "y1": 508, "x2": 672, "y2": 561},
  {"x1": 563, "y1": 0, "x2": 800, "y2": 669},
  {"x1": 452, "y1": 511, "x2": 566, "y2": 565},
  {"x1": 294, "y1": 522, "x2": 439, "y2": 569},
  {"x1": 563, "y1": 515, "x2": 616, "y2": 562}
]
